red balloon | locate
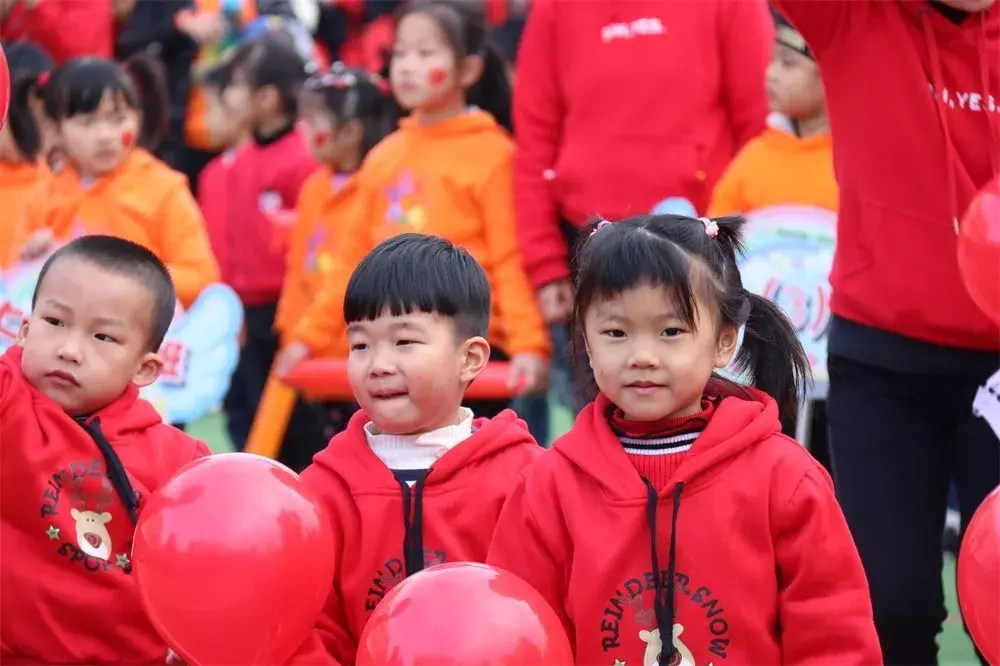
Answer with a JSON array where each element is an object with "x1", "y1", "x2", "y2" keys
[
  {"x1": 0, "y1": 44, "x2": 9, "y2": 131},
  {"x1": 958, "y1": 175, "x2": 1000, "y2": 326},
  {"x1": 958, "y1": 485, "x2": 1000, "y2": 665},
  {"x1": 356, "y1": 562, "x2": 573, "y2": 666},
  {"x1": 133, "y1": 453, "x2": 335, "y2": 665}
]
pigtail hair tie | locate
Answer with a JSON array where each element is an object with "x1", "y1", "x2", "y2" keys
[{"x1": 700, "y1": 216, "x2": 719, "y2": 238}]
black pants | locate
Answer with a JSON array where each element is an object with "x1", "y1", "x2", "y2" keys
[
  {"x1": 827, "y1": 355, "x2": 998, "y2": 665},
  {"x1": 225, "y1": 303, "x2": 280, "y2": 450}
]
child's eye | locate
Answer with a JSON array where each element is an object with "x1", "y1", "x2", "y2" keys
[
  {"x1": 396, "y1": 339, "x2": 418, "y2": 347},
  {"x1": 663, "y1": 328, "x2": 683, "y2": 338},
  {"x1": 43, "y1": 317, "x2": 62, "y2": 327},
  {"x1": 95, "y1": 333, "x2": 118, "y2": 343},
  {"x1": 601, "y1": 329, "x2": 626, "y2": 339},
  {"x1": 349, "y1": 343, "x2": 369, "y2": 352}
]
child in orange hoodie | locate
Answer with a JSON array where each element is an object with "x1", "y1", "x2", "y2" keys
[
  {"x1": 0, "y1": 41, "x2": 53, "y2": 269},
  {"x1": 488, "y1": 216, "x2": 880, "y2": 665},
  {"x1": 268, "y1": 63, "x2": 394, "y2": 470},
  {"x1": 7, "y1": 54, "x2": 219, "y2": 307},
  {"x1": 289, "y1": 234, "x2": 542, "y2": 665},
  {"x1": 0, "y1": 235, "x2": 209, "y2": 663},
  {"x1": 709, "y1": 11, "x2": 835, "y2": 216},
  {"x1": 273, "y1": 0, "x2": 549, "y2": 416}
]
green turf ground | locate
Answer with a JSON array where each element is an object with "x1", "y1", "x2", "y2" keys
[{"x1": 188, "y1": 408, "x2": 979, "y2": 664}]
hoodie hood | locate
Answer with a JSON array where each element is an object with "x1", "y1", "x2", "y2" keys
[
  {"x1": 312, "y1": 407, "x2": 537, "y2": 491},
  {"x1": 555, "y1": 385, "x2": 782, "y2": 501},
  {"x1": 397, "y1": 108, "x2": 504, "y2": 140}
]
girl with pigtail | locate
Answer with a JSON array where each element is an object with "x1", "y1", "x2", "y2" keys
[
  {"x1": 5, "y1": 52, "x2": 219, "y2": 307},
  {"x1": 488, "y1": 214, "x2": 880, "y2": 666}
]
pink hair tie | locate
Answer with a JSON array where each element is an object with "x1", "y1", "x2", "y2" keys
[
  {"x1": 590, "y1": 220, "x2": 612, "y2": 237},
  {"x1": 700, "y1": 217, "x2": 719, "y2": 238}
]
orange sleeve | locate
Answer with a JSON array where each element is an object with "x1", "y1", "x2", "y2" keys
[
  {"x1": 5, "y1": 180, "x2": 51, "y2": 266},
  {"x1": 292, "y1": 189, "x2": 375, "y2": 355},
  {"x1": 276, "y1": 173, "x2": 322, "y2": 342},
  {"x1": 708, "y1": 142, "x2": 756, "y2": 217},
  {"x1": 480, "y1": 156, "x2": 551, "y2": 358},
  {"x1": 154, "y1": 183, "x2": 221, "y2": 307}
]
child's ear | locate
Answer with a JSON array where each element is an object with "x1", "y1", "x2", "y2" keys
[
  {"x1": 458, "y1": 54, "x2": 484, "y2": 89},
  {"x1": 714, "y1": 323, "x2": 740, "y2": 368},
  {"x1": 132, "y1": 351, "x2": 163, "y2": 388},
  {"x1": 15, "y1": 317, "x2": 29, "y2": 347},
  {"x1": 458, "y1": 335, "x2": 490, "y2": 384}
]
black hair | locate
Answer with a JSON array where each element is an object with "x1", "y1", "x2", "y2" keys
[
  {"x1": 396, "y1": 0, "x2": 512, "y2": 132},
  {"x1": 571, "y1": 215, "x2": 810, "y2": 422},
  {"x1": 240, "y1": 35, "x2": 311, "y2": 117},
  {"x1": 344, "y1": 233, "x2": 491, "y2": 341},
  {"x1": 33, "y1": 235, "x2": 177, "y2": 352},
  {"x1": 3, "y1": 40, "x2": 54, "y2": 161},
  {"x1": 36, "y1": 53, "x2": 169, "y2": 151},
  {"x1": 300, "y1": 62, "x2": 394, "y2": 159}
]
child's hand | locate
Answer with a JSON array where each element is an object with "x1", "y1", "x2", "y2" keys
[
  {"x1": 175, "y1": 9, "x2": 225, "y2": 45},
  {"x1": 165, "y1": 649, "x2": 186, "y2": 665},
  {"x1": 18, "y1": 229, "x2": 54, "y2": 261},
  {"x1": 273, "y1": 341, "x2": 310, "y2": 379},
  {"x1": 537, "y1": 280, "x2": 573, "y2": 324},
  {"x1": 507, "y1": 353, "x2": 549, "y2": 396}
]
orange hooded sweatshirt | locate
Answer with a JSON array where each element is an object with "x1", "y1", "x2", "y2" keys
[
  {"x1": 292, "y1": 110, "x2": 550, "y2": 360},
  {"x1": 0, "y1": 161, "x2": 48, "y2": 270},
  {"x1": 274, "y1": 168, "x2": 356, "y2": 358},
  {"x1": 709, "y1": 114, "x2": 837, "y2": 216},
  {"x1": 8, "y1": 150, "x2": 219, "y2": 306}
]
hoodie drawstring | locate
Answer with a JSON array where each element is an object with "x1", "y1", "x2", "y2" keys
[
  {"x1": 394, "y1": 472, "x2": 428, "y2": 577},
  {"x1": 76, "y1": 416, "x2": 140, "y2": 526},
  {"x1": 641, "y1": 478, "x2": 685, "y2": 666}
]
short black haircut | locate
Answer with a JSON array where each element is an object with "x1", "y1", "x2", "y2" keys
[
  {"x1": 344, "y1": 234, "x2": 491, "y2": 340},
  {"x1": 32, "y1": 236, "x2": 177, "y2": 352}
]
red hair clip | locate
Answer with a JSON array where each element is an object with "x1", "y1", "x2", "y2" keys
[{"x1": 37, "y1": 71, "x2": 51, "y2": 87}]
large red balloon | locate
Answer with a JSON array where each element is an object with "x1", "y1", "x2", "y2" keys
[
  {"x1": 356, "y1": 562, "x2": 573, "y2": 666},
  {"x1": 0, "y1": 44, "x2": 10, "y2": 130},
  {"x1": 133, "y1": 453, "x2": 335, "y2": 665},
  {"x1": 958, "y1": 175, "x2": 1000, "y2": 326},
  {"x1": 958, "y1": 485, "x2": 1000, "y2": 665}
]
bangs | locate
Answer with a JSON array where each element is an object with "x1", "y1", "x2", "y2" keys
[
  {"x1": 343, "y1": 236, "x2": 491, "y2": 339},
  {"x1": 48, "y1": 59, "x2": 137, "y2": 121},
  {"x1": 575, "y1": 222, "x2": 703, "y2": 329}
]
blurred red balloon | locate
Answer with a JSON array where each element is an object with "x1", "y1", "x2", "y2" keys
[
  {"x1": 133, "y1": 453, "x2": 335, "y2": 666},
  {"x1": 958, "y1": 175, "x2": 1000, "y2": 326},
  {"x1": 356, "y1": 562, "x2": 573, "y2": 666},
  {"x1": 958, "y1": 485, "x2": 1000, "y2": 666},
  {"x1": 0, "y1": 44, "x2": 10, "y2": 130}
]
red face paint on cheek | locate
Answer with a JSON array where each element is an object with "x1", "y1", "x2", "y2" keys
[
  {"x1": 122, "y1": 131, "x2": 135, "y2": 149},
  {"x1": 428, "y1": 68, "x2": 447, "y2": 86},
  {"x1": 313, "y1": 131, "x2": 329, "y2": 148}
]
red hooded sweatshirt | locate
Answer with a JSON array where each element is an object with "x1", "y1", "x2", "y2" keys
[
  {"x1": 487, "y1": 390, "x2": 881, "y2": 666},
  {"x1": 771, "y1": 0, "x2": 1000, "y2": 354},
  {"x1": 0, "y1": 346, "x2": 210, "y2": 664},
  {"x1": 289, "y1": 409, "x2": 542, "y2": 665},
  {"x1": 514, "y1": 0, "x2": 774, "y2": 288}
]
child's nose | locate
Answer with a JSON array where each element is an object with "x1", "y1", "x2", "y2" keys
[
  {"x1": 57, "y1": 337, "x2": 83, "y2": 364},
  {"x1": 627, "y1": 346, "x2": 660, "y2": 368}
]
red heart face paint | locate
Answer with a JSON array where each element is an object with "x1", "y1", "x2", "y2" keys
[
  {"x1": 313, "y1": 131, "x2": 329, "y2": 148},
  {"x1": 428, "y1": 68, "x2": 447, "y2": 85},
  {"x1": 122, "y1": 131, "x2": 135, "y2": 149}
]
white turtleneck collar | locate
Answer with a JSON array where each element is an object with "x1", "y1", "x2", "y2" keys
[{"x1": 365, "y1": 407, "x2": 475, "y2": 472}]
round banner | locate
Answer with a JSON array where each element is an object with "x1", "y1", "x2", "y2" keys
[{"x1": 729, "y1": 205, "x2": 836, "y2": 391}]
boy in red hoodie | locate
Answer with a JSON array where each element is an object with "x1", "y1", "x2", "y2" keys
[
  {"x1": 0, "y1": 235, "x2": 210, "y2": 663},
  {"x1": 291, "y1": 234, "x2": 542, "y2": 665},
  {"x1": 769, "y1": 1, "x2": 999, "y2": 662},
  {"x1": 488, "y1": 215, "x2": 880, "y2": 666}
]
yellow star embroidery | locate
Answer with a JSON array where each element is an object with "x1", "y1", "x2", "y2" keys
[
  {"x1": 613, "y1": 660, "x2": 627, "y2": 666},
  {"x1": 115, "y1": 553, "x2": 131, "y2": 569},
  {"x1": 45, "y1": 525, "x2": 60, "y2": 540}
]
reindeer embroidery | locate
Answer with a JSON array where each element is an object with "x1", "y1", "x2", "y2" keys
[
  {"x1": 67, "y1": 475, "x2": 116, "y2": 561},
  {"x1": 618, "y1": 592, "x2": 706, "y2": 666}
]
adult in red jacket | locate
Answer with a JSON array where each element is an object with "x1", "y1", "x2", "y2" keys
[
  {"x1": 770, "y1": 0, "x2": 1000, "y2": 663},
  {"x1": 513, "y1": 0, "x2": 773, "y2": 323}
]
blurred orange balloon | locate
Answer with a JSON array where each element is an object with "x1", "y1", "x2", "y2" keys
[
  {"x1": 133, "y1": 453, "x2": 335, "y2": 666},
  {"x1": 958, "y1": 175, "x2": 1000, "y2": 326},
  {"x1": 958, "y1": 485, "x2": 1000, "y2": 666},
  {"x1": 0, "y1": 44, "x2": 10, "y2": 130},
  {"x1": 357, "y1": 562, "x2": 573, "y2": 666}
]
